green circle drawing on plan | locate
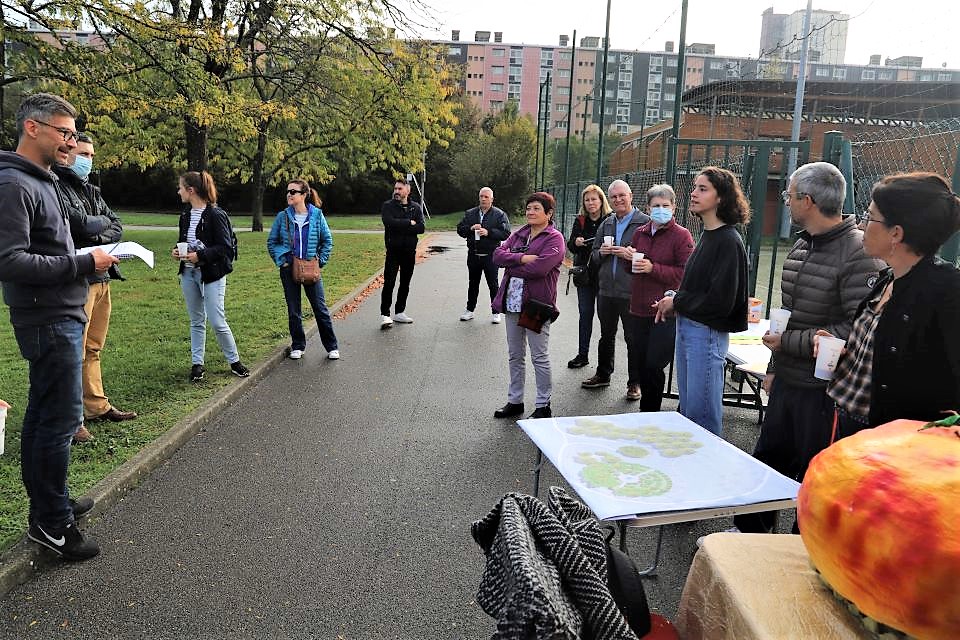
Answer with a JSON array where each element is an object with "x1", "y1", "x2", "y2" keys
[{"x1": 618, "y1": 446, "x2": 649, "y2": 458}]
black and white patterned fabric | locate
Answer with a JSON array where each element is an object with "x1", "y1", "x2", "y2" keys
[{"x1": 472, "y1": 486, "x2": 640, "y2": 640}]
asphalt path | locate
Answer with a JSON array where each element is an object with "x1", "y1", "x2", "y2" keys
[{"x1": 0, "y1": 231, "x2": 785, "y2": 639}]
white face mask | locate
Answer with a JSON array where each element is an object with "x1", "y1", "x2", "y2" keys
[
  {"x1": 650, "y1": 206, "x2": 673, "y2": 224},
  {"x1": 70, "y1": 154, "x2": 93, "y2": 179}
]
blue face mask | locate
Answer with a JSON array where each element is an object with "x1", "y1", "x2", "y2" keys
[
  {"x1": 70, "y1": 154, "x2": 93, "y2": 180},
  {"x1": 650, "y1": 206, "x2": 673, "y2": 225}
]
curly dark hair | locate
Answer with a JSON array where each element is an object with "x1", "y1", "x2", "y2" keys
[
  {"x1": 871, "y1": 172, "x2": 960, "y2": 257},
  {"x1": 699, "y1": 166, "x2": 751, "y2": 226},
  {"x1": 526, "y1": 191, "x2": 556, "y2": 222}
]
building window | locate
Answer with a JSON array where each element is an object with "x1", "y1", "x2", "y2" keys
[
  {"x1": 558, "y1": 104, "x2": 568, "y2": 112},
  {"x1": 833, "y1": 68, "x2": 846, "y2": 79},
  {"x1": 492, "y1": 66, "x2": 504, "y2": 75},
  {"x1": 920, "y1": 73, "x2": 933, "y2": 81},
  {"x1": 558, "y1": 69, "x2": 570, "y2": 77},
  {"x1": 617, "y1": 89, "x2": 631, "y2": 99},
  {"x1": 559, "y1": 51, "x2": 572, "y2": 61},
  {"x1": 710, "y1": 61, "x2": 723, "y2": 70},
  {"x1": 617, "y1": 124, "x2": 628, "y2": 135},
  {"x1": 646, "y1": 108, "x2": 659, "y2": 119},
  {"x1": 861, "y1": 69, "x2": 875, "y2": 80},
  {"x1": 448, "y1": 47, "x2": 462, "y2": 56},
  {"x1": 555, "y1": 120, "x2": 567, "y2": 129},
  {"x1": 491, "y1": 83, "x2": 504, "y2": 91},
  {"x1": 493, "y1": 49, "x2": 505, "y2": 57},
  {"x1": 490, "y1": 100, "x2": 504, "y2": 110},
  {"x1": 557, "y1": 87, "x2": 570, "y2": 95},
  {"x1": 939, "y1": 72, "x2": 953, "y2": 81},
  {"x1": 878, "y1": 70, "x2": 894, "y2": 80},
  {"x1": 620, "y1": 54, "x2": 633, "y2": 67},
  {"x1": 667, "y1": 57, "x2": 678, "y2": 66},
  {"x1": 815, "y1": 67, "x2": 830, "y2": 77},
  {"x1": 663, "y1": 92, "x2": 675, "y2": 102}
]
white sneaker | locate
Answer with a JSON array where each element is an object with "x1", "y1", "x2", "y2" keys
[
  {"x1": 289, "y1": 349, "x2": 304, "y2": 360},
  {"x1": 459, "y1": 309, "x2": 475, "y2": 321},
  {"x1": 392, "y1": 312, "x2": 414, "y2": 324},
  {"x1": 491, "y1": 313, "x2": 503, "y2": 324},
  {"x1": 327, "y1": 350, "x2": 340, "y2": 360},
  {"x1": 380, "y1": 315, "x2": 394, "y2": 330}
]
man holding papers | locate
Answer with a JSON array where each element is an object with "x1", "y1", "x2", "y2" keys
[{"x1": 55, "y1": 132, "x2": 138, "y2": 443}]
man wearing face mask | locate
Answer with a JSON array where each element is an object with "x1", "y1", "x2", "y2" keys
[
  {"x1": 626, "y1": 184, "x2": 694, "y2": 409},
  {"x1": 54, "y1": 133, "x2": 136, "y2": 443}
]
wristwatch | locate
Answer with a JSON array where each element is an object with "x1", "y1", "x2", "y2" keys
[{"x1": 663, "y1": 290, "x2": 677, "y2": 298}]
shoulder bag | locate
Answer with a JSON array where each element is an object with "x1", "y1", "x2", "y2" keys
[{"x1": 285, "y1": 214, "x2": 321, "y2": 285}]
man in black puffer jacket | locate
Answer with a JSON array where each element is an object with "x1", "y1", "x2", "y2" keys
[{"x1": 735, "y1": 162, "x2": 886, "y2": 534}]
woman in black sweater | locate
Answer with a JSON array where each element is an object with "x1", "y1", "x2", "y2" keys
[{"x1": 654, "y1": 167, "x2": 750, "y2": 436}]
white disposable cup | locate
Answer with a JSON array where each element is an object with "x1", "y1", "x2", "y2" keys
[
  {"x1": 0, "y1": 406, "x2": 6, "y2": 455},
  {"x1": 631, "y1": 252, "x2": 645, "y2": 273},
  {"x1": 474, "y1": 229, "x2": 481, "y2": 241},
  {"x1": 603, "y1": 235, "x2": 614, "y2": 246},
  {"x1": 176, "y1": 242, "x2": 189, "y2": 260},
  {"x1": 769, "y1": 308, "x2": 792, "y2": 335},
  {"x1": 814, "y1": 336, "x2": 846, "y2": 380}
]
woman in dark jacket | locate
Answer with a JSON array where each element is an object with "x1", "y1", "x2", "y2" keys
[
  {"x1": 492, "y1": 192, "x2": 566, "y2": 420},
  {"x1": 172, "y1": 171, "x2": 248, "y2": 382},
  {"x1": 566, "y1": 184, "x2": 612, "y2": 369},
  {"x1": 267, "y1": 178, "x2": 339, "y2": 361},
  {"x1": 825, "y1": 172, "x2": 960, "y2": 436},
  {"x1": 627, "y1": 184, "x2": 695, "y2": 410}
]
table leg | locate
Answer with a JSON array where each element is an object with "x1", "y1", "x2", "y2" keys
[
  {"x1": 617, "y1": 520, "x2": 665, "y2": 577},
  {"x1": 532, "y1": 449, "x2": 544, "y2": 497}
]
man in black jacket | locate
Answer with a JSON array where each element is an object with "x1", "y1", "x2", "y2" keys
[
  {"x1": 55, "y1": 133, "x2": 137, "y2": 443},
  {"x1": 379, "y1": 179, "x2": 424, "y2": 329},
  {"x1": 734, "y1": 161, "x2": 885, "y2": 534},
  {"x1": 0, "y1": 93, "x2": 117, "y2": 561},
  {"x1": 455, "y1": 186, "x2": 511, "y2": 324}
]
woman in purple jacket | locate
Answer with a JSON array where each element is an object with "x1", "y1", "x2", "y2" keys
[{"x1": 491, "y1": 192, "x2": 566, "y2": 419}]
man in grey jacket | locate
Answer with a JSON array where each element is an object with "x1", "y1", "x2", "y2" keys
[
  {"x1": 734, "y1": 161, "x2": 885, "y2": 534},
  {"x1": 55, "y1": 133, "x2": 137, "y2": 444},
  {"x1": 0, "y1": 93, "x2": 117, "y2": 561},
  {"x1": 581, "y1": 180, "x2": 651, "y2": 400}
]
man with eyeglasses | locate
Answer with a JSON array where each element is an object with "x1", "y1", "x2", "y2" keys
[
  {"x1": 0, "y1": 93, "x2": 118, "y2": 561},
  {"x1": 581, "y1": 179, "x2": 651, "y2": 399},
  {"x1": 733, "y1": 161, "x2": 885, "y2": 536},
  {"x1": 54, "y1": 132, "x2": 137, "y2": 444}
]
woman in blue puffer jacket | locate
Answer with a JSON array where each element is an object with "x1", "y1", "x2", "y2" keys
[{"x1": 267, "y1": 178, "x2": 340, "y2": 361}]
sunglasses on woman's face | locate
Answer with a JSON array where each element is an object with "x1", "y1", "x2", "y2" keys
[{"x1": 287, "y1": 189, "x2": 306, "y2": 196}]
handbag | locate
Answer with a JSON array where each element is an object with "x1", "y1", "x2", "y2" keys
[
  {"x1": 285, "y1": 214, "x2": 322, "y2": 285},
  {"x1": 517, "y1": 298, "x2": 559, "y2": 334}
]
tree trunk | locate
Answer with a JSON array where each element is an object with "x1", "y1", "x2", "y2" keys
[
  {"x1": 249, "y1": 125, "x2": 269, "y2": 232},
  {"x1": 184, "y1": 117, "x2": 208, "y2": 172}
]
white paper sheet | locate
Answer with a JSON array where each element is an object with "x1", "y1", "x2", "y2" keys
[
  {"x1": 518, "y1": 411, "x2": 800, "y2": 521},
  {"x1": 77, "y1": 241, "x2": 154, "y2": 268}
]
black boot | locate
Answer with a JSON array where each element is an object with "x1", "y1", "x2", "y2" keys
[
  {"x1": 494, "y1": 402, "x2": 525, "y2": 418},
  {"x1": 567, "y1": 354, "x2": 589, "y2": 368},
  {"x1": 529, "y1": 404, "x2": 552, "y2": 419}
]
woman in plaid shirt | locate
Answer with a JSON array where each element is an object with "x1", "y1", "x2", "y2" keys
[{"x1": 823, "y1": 172, "x2": 960, "y2": 438}]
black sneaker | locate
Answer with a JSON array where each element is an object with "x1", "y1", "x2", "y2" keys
[
  {"x1": 493, "y1": 402, "x2": 525, "y2": 419},
  {"x1": 190, "y1": 364, "x2": 205, "y2": 382},
  {"x1": 230, "y1": 361, "x2": 250, "y2": 377},
  {"x1": 529, "y1": 404, "x2": 553, "y2": 419},
  {"x1": 567, "y1": 354, "x2": 589, "y2": 369},
  {"x1": 28, "y1": 522, "x2": 100, "y2": 561},
  {"x1": 69, "y1": 497, "x2": 94, "y2": 519}
]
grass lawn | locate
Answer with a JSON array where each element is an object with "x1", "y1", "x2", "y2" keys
[
  {"x1": 0, "y1": 229, "x2": 384, "y2": 551},
  {"x1": 118, "y1": 210, "x2": 481, "y2": 232}
]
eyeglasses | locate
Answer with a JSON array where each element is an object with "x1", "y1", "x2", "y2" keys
[
  {"x1": 859, "y1": 211, "x2": 886, "y2": 225},
  {"x1": 286, "y1": 189, "x2": 306, "y2": 196},
  {"x1": 30, "y1": 119, "x2": 79, "y2": 143},
  {"x1": 780, "y1": 190, "x2": 811, "y2": 204}
]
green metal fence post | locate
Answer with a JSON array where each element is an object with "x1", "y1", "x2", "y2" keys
[
  {"x1": 940, "y1": 144, "x2": 960, "y2": 264},
  {"x1": 745, "y1": 147, "x2": 769, "y2": 297},
  {"x1": 822, "y1": 130, "x2": 843, "y2": 166},
  {"x1": 839, "y1": 138, "x2": 855, "y2": 214}
]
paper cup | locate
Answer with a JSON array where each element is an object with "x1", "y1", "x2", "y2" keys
[
  {"x1": 474, "y1": 229, "x2": 481, "y2": 241},
  {"x1": 603, "y1": 235, "x2": 614, "y2": 246},
  {"x1": 176, "y1": 242, "x2": 189, "y2": 260},
  {"x1": 814, "y1": 336, "x2": 846, "y2": 380},
  {"x1": 769, "y1": 308, "x2": 792, "y2": 335},
  {"x1": 631, "y1": 252, "x2": 645, "y2": 273},
  {"x1": 747, "y1": 297, "x2": 764, "y2": 323}
]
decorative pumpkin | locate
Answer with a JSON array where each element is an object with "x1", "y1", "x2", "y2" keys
[{"x1": 797, "y1": 417, "x2": 960, "y2": 640}]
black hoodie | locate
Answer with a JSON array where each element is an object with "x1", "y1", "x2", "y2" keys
[{"x1": 0, "y1": 150, "x2": 96, "y2": 326}]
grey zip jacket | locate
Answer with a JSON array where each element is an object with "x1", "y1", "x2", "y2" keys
[{"x1": 0, "y1": 150, "x2": 96, "y2": 326}]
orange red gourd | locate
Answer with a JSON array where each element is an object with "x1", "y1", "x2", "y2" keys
[{"x1": 797, "y1": 418, "x2": 960, "y2": 639}]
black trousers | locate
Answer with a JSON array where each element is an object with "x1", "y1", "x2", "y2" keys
[
  {"x1": 381, "y1": 247, "x2": 416, "y2": 315},
  {"x1": 596, "y1": 295, "x2": 638, "y2": 384},
  {"x1": 734, "y1": 378, "x2": 834, "y2": 533},
  {"x1": 630, "y1": 316, "x2": 677, "y2": 412},
  {"x1": 466, "y1": 252, "x2": 499, "y2": 312}
]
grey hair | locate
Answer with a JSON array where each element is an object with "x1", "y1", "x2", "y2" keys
[
  {"x1": 16, "y1": 93, "x2": 78, "y2": 140},
  {"x1": 479, "y1": 186, "x2": 493, "y2": 196},
  {"x1": 790, "y1": 161, "x2": 846, "y2": 216},
  {"x1": 607, "y1": 179, "x2": 632, "y2": 195},
  {"x1": 646, "y1": 183, "x2": 676, "y2": 205}
]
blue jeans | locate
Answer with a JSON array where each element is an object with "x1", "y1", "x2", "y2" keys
[
  {"x1": 575, "y1": 283, "x2": 598, "y2": 358},
  {"x1": 15, "y1": 318, "x2": 84, "y2": 529},
  {"x1": 280, "y1": 266, "x2": 338, "y2": 352},
  {"x1": 180, "y1": 268, "x2": 240, "y2": 365},
  {"x1": 675, "y1": 315, "x2": 728, "y2": 436}
]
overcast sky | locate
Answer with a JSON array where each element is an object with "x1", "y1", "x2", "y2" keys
[{"x1": 401, "y1": 0, "x2": 960, "y2": 69}]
